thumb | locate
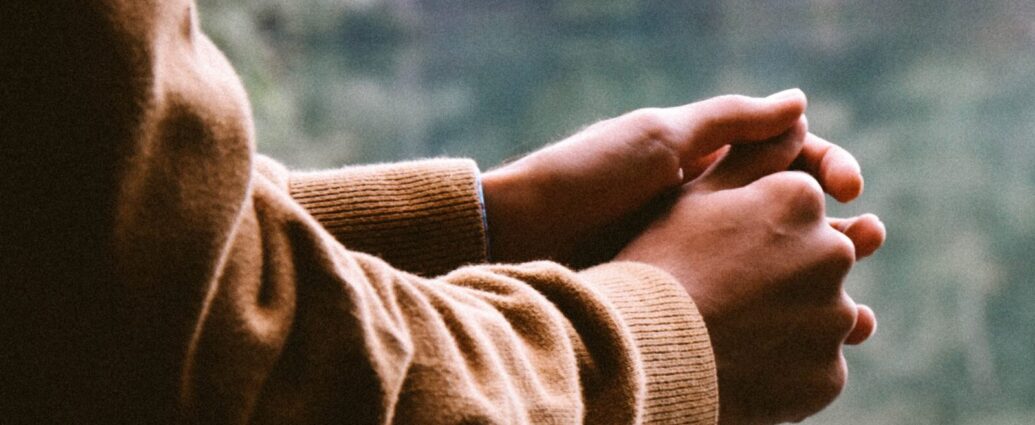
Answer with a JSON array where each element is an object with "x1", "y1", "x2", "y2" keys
[
  {"x1": 672, "y1": 88, "x2": 808, "y2": 160},
  {"x1": 692, "y1": 116, "x2": 807, "y2": 192}
]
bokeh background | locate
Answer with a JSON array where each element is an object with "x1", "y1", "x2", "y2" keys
[{"x1": 198, "y1": 1, "x2": 1035, "y2": 423}]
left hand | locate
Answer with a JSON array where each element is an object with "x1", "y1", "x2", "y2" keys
[
  {"x1": 613, "y1": 126, "x2": 884, "y2": 423},
  {"x1": 482, "y1": 90, "x2": 864, "y2": 265}
]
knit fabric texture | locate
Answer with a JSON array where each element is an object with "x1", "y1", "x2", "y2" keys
[
  {"x1": 0, "y1": 1, "x2": 718, "y2": 423},
  {"x1": 289, "y1": 160, "x2": 488, "y2": 277}
]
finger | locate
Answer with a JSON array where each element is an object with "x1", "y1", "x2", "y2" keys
[
  {"x1": 692, "y1": 116, "x2": 807, "y2": 192},
  {"x1": 666, "y1": 89, "x2": 807, "y2": 161},
  {"x1": 828, "y1": 214, "x2": 886, "y2": 259},
  {"x1": 681, "y1": 145, "x2": 728, "y2": 182},
  {"x1": 845, "y1": 304, "x2": 877, "y2": 345},
  {"x1": 791, "y1": 132, "x2": 864, "y2": 203}
]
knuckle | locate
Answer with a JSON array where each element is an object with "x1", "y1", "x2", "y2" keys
[
  {"x1": 832, "y1": 294, "x2": 859, "y2": 336},
  {"x1": 766, "y1": 172, "x2": 825, "y2": 219},
  {"x1": 824, "y1": 232, "x2": 857, "y2": 272},
  {"x1": 823, "y1": 355, "x2": 849, "y2": 402},
  {"x1": 619, "y1": 108, "x2": 682, "y2": 173},
  {"x1": 787, "y1": 356, "x2": 847, "y2": 423},
  {"x1": 787, "y1": 174, "x2": 825, "y2": 211},
  {"x1": 623, "y1": 107, "x2": 668, "y2": 137},
  {"x1": 803, "y1": 236, "x2": 854, "y2": 300},
  {"x1": 808, "y1": 355, "x2": 848, "y2": 418},
  {"x1": 832, "y1": 355, "x2": 849, "y2": 395}
]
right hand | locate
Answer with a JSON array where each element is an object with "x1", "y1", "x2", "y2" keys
[{"x1": 614, "y1": 119, "x2": 886, "y2": 424}]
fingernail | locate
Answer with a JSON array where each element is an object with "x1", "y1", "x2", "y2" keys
[{"x1": 767, "y1": 88, "x2": 804, "y2": 101}]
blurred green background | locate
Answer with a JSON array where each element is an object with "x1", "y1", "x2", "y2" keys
[{"x1": 199, "y1": 1, "x2": 1035, "y2": 423}]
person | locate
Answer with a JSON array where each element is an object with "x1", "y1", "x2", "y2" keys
[{"x1": 0, "y1": 1, "x2": 885, "y2": 424}]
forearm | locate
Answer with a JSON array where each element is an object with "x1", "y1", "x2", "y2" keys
[
  {"x1": 0, "y1": 2, "x2": 721, "y2": 422},
  {"x1": 272, "y1": 157, "x2": 488, "y2": 276},
  {"x1": 259, "y1": 158, "x2": 719, "y2": 422},
  {"x1": 184, "y1": 172, "x2": 717, "y2": 424}
]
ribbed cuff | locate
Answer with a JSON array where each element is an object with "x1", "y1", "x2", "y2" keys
[
  {"x1": 580, "y1": 262, "x2": 719, "y2": 425},
  {"x1": 289, "y1": 159, "x2": 488, "y2": 277}
]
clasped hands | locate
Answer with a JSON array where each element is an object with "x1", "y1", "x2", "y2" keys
[{"x1": 482, "y1": 89, "x2": 886, "y2": 424}]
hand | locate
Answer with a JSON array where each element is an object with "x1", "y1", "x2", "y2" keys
[
  {"x1": 482, "y1": 89, "x2": 865, "y2": 266},
  {"x1": 614, "y1": 122, "x2": 886, "y2": 424}
]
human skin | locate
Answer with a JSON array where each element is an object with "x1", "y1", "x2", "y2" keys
[
  {"x1": 482, "y1": 91, "x2": 885, "y2": 423},
  {"x1": 153, "y1": 1, "x2": 885, "y2": 417},
  {"x1": 481, "y1": 90, "x2": 871, "y2": 266},
  {"x1": 616, "y1": 120, "x2": 882, "y2": 424}
]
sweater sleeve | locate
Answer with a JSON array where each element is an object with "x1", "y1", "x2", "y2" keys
[
  {"x1": 220, "y1": 171, "x2": 720, "y2": 424},
  {"x1": 284, "y1": 159, "x2": 489, "y2": 277},
  {"x1": 252, "y1": 155, "x2": 718, "y2": 424},
  {"x1": 0, "y1": 1, "x2": 717, "y2": 424}
]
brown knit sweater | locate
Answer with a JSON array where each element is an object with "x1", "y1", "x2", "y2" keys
[{"x1": 0, "y1": 1, "x2": 717, "y2": 424}]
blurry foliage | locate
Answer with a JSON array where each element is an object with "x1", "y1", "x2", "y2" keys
[{"x1": 198, "y1": 0, "x2": 1035, "y2": 423}]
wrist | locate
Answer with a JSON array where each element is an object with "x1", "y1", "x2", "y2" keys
[{"x1": 482, "y1": 163, "x2": 552, "y2": 262}]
